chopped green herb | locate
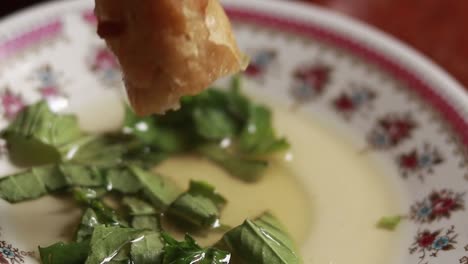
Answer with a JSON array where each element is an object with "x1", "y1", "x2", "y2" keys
[
  {"x1": 123, "y1": 197, "x2": 157, "y2": 216},
  {"x1": 162, "y1": 233, "x2": 231, "y2": 264},
  {"x1": 0, "y1": 165, "x2": 63, "y2": 203},
  {"x1": 123, "y1": 197, "x2": 160, "y2": 231},
  {"x1": 239, "y1": 105, "x2": 289, "y2": 155},
  {"x1": 2, "y1": 101, "x2": 82, "y2": 166},
  {"x1": 221, "y1": 212, "x2": 301, "y2": 264},
  {"x1": 0, "y1": 80, "x2": 297, "y2": 264},
  {"x1": 75, "y1": 208, "x2": 101, "y2": 242},
  {"x1": 168, "y1": 180, "x2": 226, "y2": 229},
  {"x1": 85, "y1": 225, "x2": 146, "y2": 264},
  {"x1": 105, "y1": 167, "x2": 142, "y2": 194},
  {"x1": 131, "y1": 216, "x2": 160, "y2": 231},
  {"x1": 64, "y1": 135, "x2": 127, "y2": 167},
  {"x1": 376, "y1": 215, "x2": 402, "y2": 231},
  {"x1": 192, "y1": 106, "x2": 237, "y2": 140},
  {"x1": 197, "y1": 144, "x2": 268, "y2": 182},
  {"x1": 131, "y1": 231, "x2": 165, "y2": 264},
  {"x1": 124, "y1": 106, "x2": 187, "y2": 153},
  {"x1": 73, "y1": 188, "x2": 128, "y2": 228},
  {"x1": 39, "y1": 240, "x2": 90, "y2": 264},
  {"x1": 129, "y1": 166, "x2": 181, "y2": 210}
]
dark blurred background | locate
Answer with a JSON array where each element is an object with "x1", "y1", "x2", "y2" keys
[{"x1": 1, "y1": 0, "x2": 467, "y2": 88}]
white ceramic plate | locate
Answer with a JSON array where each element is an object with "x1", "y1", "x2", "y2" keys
[{"x1": 0, "y1": 0, "x2": 467, "y2": 263}]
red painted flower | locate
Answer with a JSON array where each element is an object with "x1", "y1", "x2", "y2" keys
[
  {"x1": 245, "y1": 64, "x2": 262, "y2": 77},
  {"x1": 397, "y1": 144, "x2": 444, "y2": 180},
  {"x1": 399, "y1": 151, "x2": 418, "y2": 170},
  {"x1": 294, "y1": 66, "x2": 330, "y2": 94},
  {"x1": 333, "y1": 94, "x2": 354, "y2": 111},
  {"x1": 0, "y1": 90, "x2": 25, "y2": 120},
  {"x1": 291, "y1": 64, "x2": 332, "y2": 102},
  {"x1": 39, "y1": 86, "x2": 60, "y2": 98},
  {"x1": 368, "y1": 114, "x2": 417, "y2": 149},
  {"x1": 380, "y1": 118, "x2": 415, "y2": 144},
  {"x1": 418, "y1": 231, "x2": 438, "y2": 248},
  {"x1": 410, "y1": 190, "x2": 464, "y2": 223},
  {"x1": 82, "y1": 10, "x2": 97, "y2": 24},
  {"x1": 92, "y1": 48, "x2": 119, "y2": 71},
  {"x1": 432, "y1": 198, "x2": 456, "y2": 215}
]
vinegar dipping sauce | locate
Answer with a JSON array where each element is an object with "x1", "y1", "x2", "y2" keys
[{"x1": 8, "y1": 91, "x2": 404, "y2": 264}]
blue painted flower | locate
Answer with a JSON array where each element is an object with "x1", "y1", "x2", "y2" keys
[
  {"x1": 351, "y1": 92, "x2": 366, "y2": 105},
  {"x1": 1, "y1": 246, "x2": 15, "y2": 259},
  {"x1": 418, "y1": 154, "x2": 433, "y2": 167},
  {"x1": 369, "y1": 131, "x2": 391, "y2": 148},
  {"x1": 417, "y1": 205, "x2": 432, "y2": 218},
  {"x1": 432, "y1": 236, "x2": 450, "y2": 250}
]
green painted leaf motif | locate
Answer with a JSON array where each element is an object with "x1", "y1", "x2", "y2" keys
[
  {"x1": 162, "y1": 233, "x2": 231, "y2": 264},
  {"x1": 39, "y1": 240, "x2": 90, "y2": 264},
  {"x1": 85, "y1": 225, "x2": 145, "y2": 264},
  {"x1": 376, "y1": 215, "x2": 401, "y2": 231},
  {"x1": 129, "y1": 166, "x2": 181, "y2": 210},
  {"x1": 197, "y1": 144, "x2": 268, "y2": 182},
  {"x1": 2, "y1": 101, "x2": 82, "y2": 166},
  {"x1": 221, "y1": 212, "x2": 301, "y2": 264},
  {"x1": 130, "y1": 232, "x2": 165, "y2": 264}
]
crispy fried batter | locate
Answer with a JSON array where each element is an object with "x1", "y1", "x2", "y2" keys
[{"x1": 95, "y1": 0, "x2": 248, "y2": 115}]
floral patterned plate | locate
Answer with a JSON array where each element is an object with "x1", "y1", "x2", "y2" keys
[{"x1": 0, "y1": 0, "x2": 467, "y2": 263}]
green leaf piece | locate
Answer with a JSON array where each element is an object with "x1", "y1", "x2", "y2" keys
[
  {"x1": 123, "y1": 197, "x2": 160, "y2": 231},
  {"x1": 169, "y1": 181, "x2": 226, "y2": 229},
  {"x1": 192, "y1": 107, "x2": 237, "y2": 140},
  {"x1": 85, "y1": 225, "x2": 145, "y2": 264},
  {"x1": 59, "y1": 164, "x2": 105, "y2": 187},
  {"x1": 73, "y1": 188, "x2": 128, "y2": 228},
  {"x1": 376, "y1": 215, "x2": 402, "y2": 231},
  {"x1": 106, "y1": 168, "x2": 142, "y2": 194},
  {"x1": 131, "y1": 232, "x2": 165, "y2": 264},
  {"x1": 221, "y1": 212, "x2": 301, "y2": 264},
  {"x1": 132, "y1": 216, "x2": 160, "y2": 231},
  {"x1": 123, "y1": 197, "x2": 157, "y2": 216},
  {"x1": 197, "y1": 144, "x2": 268, "y2": 182},
  {"x1": 239, "y1": 105, "x2": 289, "y2": 156},
  {"x1": 162, "y1": 233, "x2": 231, "y2": 264},
  {"x1": 129, "y1": 166, "x2": 181, "y2": 210},
  {"x1": 2, "y1": 101, "x2": 82, "y2": 166},
  {"x1": 124, "y1": 106, "x2": 186, "y2": 153},
  {"x1": 0, "y1": 165, "x2": 64, "y2": 203},
  {"x1": 64, "y1": 135, "x2": 128, "y2": 167},
  {"x1": 39, "y1": 240, "x2": 90, "y2": 264}
]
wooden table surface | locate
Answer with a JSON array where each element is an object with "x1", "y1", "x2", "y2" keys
[{"x1": 1, "y1": 0, "x2": 467, "y2": 89}]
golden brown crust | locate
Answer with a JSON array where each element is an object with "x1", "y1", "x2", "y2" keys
[{"x1": 95, "y1": 0, "x2": 247, "y2": 115}]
